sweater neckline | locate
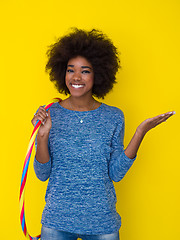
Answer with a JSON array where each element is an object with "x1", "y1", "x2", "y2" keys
[{"x1": 56, "y1": 101, "x2": 104, "y2": 113}]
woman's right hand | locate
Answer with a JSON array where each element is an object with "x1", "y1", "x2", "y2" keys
[{"x1": 31, "y1": 106, "x2": 52, "y2": 137}]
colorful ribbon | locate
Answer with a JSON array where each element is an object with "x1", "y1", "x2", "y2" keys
[{"x1": 19, "y1": 98, "x2": 62, "y2": 239}]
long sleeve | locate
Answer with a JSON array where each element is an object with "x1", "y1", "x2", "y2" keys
[
  {"x1": 33, "y1": 137, "x2": 52, "y2": 182},
  {"x1": 108, "y1": 112, "x2": 136, "y2": 182}
]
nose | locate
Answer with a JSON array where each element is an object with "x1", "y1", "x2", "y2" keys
[{"x1": 73, "y1": 72, "x2": 81, "y2": 81}]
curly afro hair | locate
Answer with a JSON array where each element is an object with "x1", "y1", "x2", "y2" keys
[{"x1": 45, "y1": 28, "x2": 120, "y2": 99}]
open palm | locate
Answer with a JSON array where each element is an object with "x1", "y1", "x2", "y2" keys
[{"x1": 137, "y1": 111, "x2": 175, "y2": 134}]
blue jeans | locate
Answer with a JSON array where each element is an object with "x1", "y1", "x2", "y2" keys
[{"x1": 41, "y1": 226, "x2": 120, "y2": 240}]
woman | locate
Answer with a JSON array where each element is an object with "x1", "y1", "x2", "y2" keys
[{"x1": 32, "y1": 28, "x2": 175, "y2": 240}]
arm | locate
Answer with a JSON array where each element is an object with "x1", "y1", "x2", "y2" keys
[
  {"x1": 124, "y1": 111, "x2": 175, "y2": 159},
  {"x1": 108, "y1": 110, "x2": 175, "y2": 182},
  {"x1": 108, "y1": 115, "x2": 137, "y2": 182},
  {"x1": 124, "y1": 128, "x2": 145, "y2": 159},
  {"x1": 32, "y1": 107, "x2": 52, "y2": 181},
  {"x1": 36, "y1": 134, "x2": 50, "y2": 164},
  {"x1": 33, "y1": 135, "x2": 52, "y2": 181}
]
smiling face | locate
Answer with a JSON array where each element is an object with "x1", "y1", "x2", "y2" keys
[{"x1": 65, "y1": 56, "x2": 94, "y2": 98}]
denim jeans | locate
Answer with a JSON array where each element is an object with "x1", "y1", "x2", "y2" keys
[{"x1": 41, "y1": 226, "x2": 120, "y2": 240}]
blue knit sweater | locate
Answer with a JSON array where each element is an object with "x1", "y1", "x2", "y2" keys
[{"x1": 33, "y1": 102, "x2": 136, "y2": 235}]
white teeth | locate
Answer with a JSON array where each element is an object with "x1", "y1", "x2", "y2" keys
[{"x1": 72, "y1": 84, "x2": 84, "y2": 88}]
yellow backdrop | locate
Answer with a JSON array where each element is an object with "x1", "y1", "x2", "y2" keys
[{"x1": 0, "y1": 0, "x2": 179, "y2": 239}]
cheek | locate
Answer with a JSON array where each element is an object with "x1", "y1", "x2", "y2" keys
[
  {"x1": 65, "y1": 74, "x2": 69, "y2": 86},
  {"x1": 88, "y1": 74, "x2": 94, "y2": 86},
  {"x1": 91, "y1": 79, "x2": 94, "y2": 87}
]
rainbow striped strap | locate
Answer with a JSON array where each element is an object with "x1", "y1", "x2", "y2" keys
[{"x1": 19, "y1": 98, "x2": 62, "y2": 239}]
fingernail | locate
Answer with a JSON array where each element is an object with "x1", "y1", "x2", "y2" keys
[
  {"x1": 161, "y1": 114, "x2": 165, "y2": 116},
  {"x1": 169, "y1": 111, "x2": 175, "y2": 115},
  {"x1": 46, "y1": 113, "x2": 48, "y2": 116}
]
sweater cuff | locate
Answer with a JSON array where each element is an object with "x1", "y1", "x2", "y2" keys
[
  {"x1": 122, "y1": 150, "x2": 137, "y2": 162},
  {"x1": 33, "y1": 157, "x2": 51, "y2": 181}
]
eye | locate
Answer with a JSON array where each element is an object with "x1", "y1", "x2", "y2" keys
[
  {"x1": 82, "y1": 70, "x2": 90, "y2": 74},
  {"x1": 67, "y1": 69, "x2": 74, "y2": 73}
]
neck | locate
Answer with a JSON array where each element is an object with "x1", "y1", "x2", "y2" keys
[{"x1": 69, "y1": 95, "x2": 95, "y2": 111}]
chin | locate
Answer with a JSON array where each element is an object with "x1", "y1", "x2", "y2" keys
[
  {"x1": 68, "y1": 88, "x2": 89, "y2": 97},
  {"x1": 70, "y1": 91, "x2": 93, "y2": 99},
  {"x1": 70, "y1": 93, "x2": 86, "y2": 98}
]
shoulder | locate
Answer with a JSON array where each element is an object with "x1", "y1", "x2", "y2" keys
[
  {"x1": 49, "y1": 101, "x2": 61, "y2": 110},
  {"x1": 101, "y1": 103, "x2": 125, "y2": 123},
  {"x1": 102, "y1": 103, "x2": 124, "y2": 117}
]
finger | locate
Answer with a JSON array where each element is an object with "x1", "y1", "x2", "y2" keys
[
  {"x1": 162, "y1": 111, "x2": 175, "y2": 121},
  {"x1": 42, "y1": 118, "x2": 47, "y2": 125},
  {"x1": 34, "y1": 114, "x2": 47, "y2": 124},
  {"x1": 39, "y1": 106, "x2": 46, "y2": 111},
  {"x1": 153, "y1": 111, "x2": 175, "y2": 122},
  {"x1": 37, "y1": 108, "x2": 47, "y2": 118},
  {"x1": 36, "y1": 111, "x2": 47, "y2": 120},
  {"x1": 150, "y1": 114, "x2": 165, "y2": 121},
  {"x1": 31, "y1": 117, "x2": 37, "y2": 126},
  {"x1": 156, "y1": 114, "x2": 174, "y2": 124},
  {"x1": 37, "y1": 117, "x2": 45, "y2": 124},
  {"x1": 163, "y1": 114, "x2": 174, "y2": 122},
  {"x1": 33, "y1": 105, "x2": 49, "y2": 122},
  {"x1": 47, "y1": 109, "x2": 51, "y2": 119},
  {"x1": 161, "y1": 111, "x2": 175, "y2": 116},
  {"x1": 34, "y1": 106, "x2": 46, "y2": 116}
]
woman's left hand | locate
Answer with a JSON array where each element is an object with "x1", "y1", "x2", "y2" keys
[{"x1": 137, "y1": 111, "x2": 176, "y2": 135}]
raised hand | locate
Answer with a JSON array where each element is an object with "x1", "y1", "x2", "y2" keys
[
  {"x1": 137, "y1": 111, "x2": 176, "y2": 135},
  {"x1": 124, "y1": 111, "x2": 176, "y2": 159}
]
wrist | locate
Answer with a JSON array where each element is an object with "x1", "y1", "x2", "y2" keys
[
  {"x1": 37, "y1": 132, "x2": 49, "y2": 142},
  {"x1": 136, "y1": 126, "x2": 147, "y2": 137}
]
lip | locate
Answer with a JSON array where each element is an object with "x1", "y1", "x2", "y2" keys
[
  {"x1": 70, "y1": 83, "x2": 85, "y2": 89},
  {"x1": 70, "y1": 83, "x2": 85, "y2": 85}
]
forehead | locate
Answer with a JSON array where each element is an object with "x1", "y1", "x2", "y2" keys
[{"x1": 67, "y1": 56, "x2": 92, "y2": 68}]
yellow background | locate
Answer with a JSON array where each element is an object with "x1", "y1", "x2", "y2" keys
[{"x1": 0, "y1": 0, "x2": 179, "y2": 239}]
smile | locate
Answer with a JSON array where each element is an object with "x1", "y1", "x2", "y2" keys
[{"x1": 71, "y1": 84, "x2": 85, "y2": 89}]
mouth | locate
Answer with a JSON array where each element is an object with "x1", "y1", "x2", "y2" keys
[{"x1": 71, "y1": 83, "x2": 85, "y2": 89}]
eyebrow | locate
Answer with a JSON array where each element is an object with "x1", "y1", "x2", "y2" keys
[{"x1": 67, "y1": 65, "x2": 92, "y2": 69}]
